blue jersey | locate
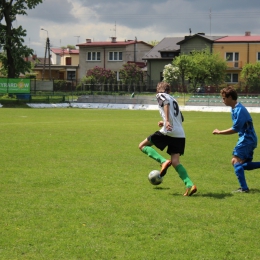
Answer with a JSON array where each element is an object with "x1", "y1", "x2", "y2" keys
[{"x1": 231, "y1": 103, "x2": 257, "y2": 146}]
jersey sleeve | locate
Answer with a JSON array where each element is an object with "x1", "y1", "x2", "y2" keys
[{"x1": 156, "y1": 93, "x2": 169, "y2": 107}]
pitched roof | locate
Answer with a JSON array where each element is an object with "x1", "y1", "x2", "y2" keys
[
  {"x1": 143, "y1": 37, "x2": 183, "y2": 59},
  {"x1": 51, "y1": 48, "x2": 79, "y2": 55},
  {"x1": 215, "y1": 36, "x2": 260, "y2": 42},
  {"x1": 24, "y1": 55, "x2": 52, "y2": 65},
  {"x1": 177, "y1": 34, "x2": 226, "y2": 45},
  {"x1": 77, "y1": 40, "x2": 152, "y2": 48}
]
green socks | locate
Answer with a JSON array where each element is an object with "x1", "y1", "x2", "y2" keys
[
  {"x1": 175, "y1": 164, "x2": 193, "y2": 188},
  {"x1": 142, "y1": 146, "x2": 166, "y2": 164},
  {"x1": 142, "y1": 147, "x2": 193, "y2": 188}
]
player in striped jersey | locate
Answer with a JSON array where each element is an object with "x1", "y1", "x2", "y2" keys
[{"x1": 139, "y1": 82, "x2": 197, "y2": 196}]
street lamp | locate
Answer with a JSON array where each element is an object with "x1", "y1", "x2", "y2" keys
[
  {"x1": 41, "y1": 28, "x2": 51, "y2": 80},
  {"x1": 41, "y1": 28, "x2": 48, "y2": 38}
]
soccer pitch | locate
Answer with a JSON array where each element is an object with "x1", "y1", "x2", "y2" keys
[{"x1": 1, "y1": 108, "x2": 260, "y2": 259}]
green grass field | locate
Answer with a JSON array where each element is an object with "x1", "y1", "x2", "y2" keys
[{"x1": 1, "y1": 108, "x2": 260, "y2": 260}]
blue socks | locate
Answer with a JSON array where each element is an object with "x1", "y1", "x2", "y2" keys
[
  {"x1": 234, "y1": 163, "x2": 248, "y2": 190},
  {"x1": 242, "y1": 162, "x2": 260, "y2": 170}
]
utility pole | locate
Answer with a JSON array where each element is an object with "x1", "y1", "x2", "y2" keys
[
  {"x1": 209, "y1": 8, "x2": 212, "y2": 36},
  {"x1": 47, "y1": 37, "x2": 51, "y2": 80},
  {"x1": 41, "y1": 28, "x2": 51, "y2": 80}
]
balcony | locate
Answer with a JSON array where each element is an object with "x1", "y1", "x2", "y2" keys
[{"x1": 227, "y1": 61, "x2": 242, "y2": 69}]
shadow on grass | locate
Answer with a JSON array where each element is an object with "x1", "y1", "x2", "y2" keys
[
  {"x1": 199, "y1": 192, "x2": 233, "y2": 199},
  {"x1": 247, "y1": 188, "x2": 260, "y2": 193},
  {"x1": 170, "y1": 192, "x2": 233, "y2": 199},
  {"x1": 170, "y1": 188, "x2": 260, "y2": 198},
  {"x1": 153, "y1": 187, "x2": 171, "y2": 190}
]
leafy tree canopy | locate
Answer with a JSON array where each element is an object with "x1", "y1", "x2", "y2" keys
[
  {"x1": 61, "y1": 45, "x2": 76, "y2": 50},
  {"x1": 86, "y1": 66, "x2": 116, "y2": 83},
  {"x1": 0, "y1": 0, "x2": 43, "y2": 78},
  {"x1": 119, "y1": 63, "x2": 143, "y2": 84},
  {"x1": 164, "y1": 48, "x2": 227, "y2": 91},
  {"x1": 147, "y1": 40, "x2": 159, "y2": 46},
  {"x1": 240, "y1": 62, "x2": 260, "y2": 92}
]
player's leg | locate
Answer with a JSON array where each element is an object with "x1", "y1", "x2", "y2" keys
[
  {"x1": 242, "y1": 149, "x2": 260, "y2": 170},
  {"x1": 243, "y1": 161, "x2": 260, "y2": 170},
  {"x1": 232, "y1": 145, "x2": 252, "y2": 192},
  {"x1": 171, "y1": 153, "x2": 196, "y2": 196},
  {"x1": 167, "y1": 138, "x2": 197, "y2": 196},
  {"x1": 232, "y1": 156, "x2": 249, "y2": 192},
  {"x1": 139, "y1": 136, "x2": 171, "y2": 175}
]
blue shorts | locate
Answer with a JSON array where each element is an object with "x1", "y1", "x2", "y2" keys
[{"x1": 232, "y1": 143, "x2": 256, "y2": 161}]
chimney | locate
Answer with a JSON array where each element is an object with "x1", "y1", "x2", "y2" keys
[
  {"x1": 111, "y1": 37, "x2": 117, "y2": 43},
  {"x1": 86, "y1": 39, "x2": 92, "y2": 43},
  {"x1": 245, "y1": 31, "x2": 251, "y2": 36}
]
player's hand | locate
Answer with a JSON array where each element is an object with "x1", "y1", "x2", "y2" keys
[
  {"x1": 165, "y1": 121, "x2": 172, "y2": 131},
  {"x1": 158, "y1": 121, "x2": 164, "y2": 127},
  {"x1": 212, "y1": 129, "x2": 220, "y2": 134}
]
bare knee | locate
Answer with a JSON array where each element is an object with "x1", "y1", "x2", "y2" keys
[
  {"x1": 231, "y1": 158, "x2": 236, "y2": 166},
  {"x1": 139, "y1": 139, "x2": 150, "y2": 151},
  {"x1": 231, "y1": 156, "x2": 244, "y2": 165},
  {"x1": 139, "y1": 143, "x2": 144, "y2": 151},
  {"x1": 171, "y1": 159, "x2": 180, "y2": 168}
]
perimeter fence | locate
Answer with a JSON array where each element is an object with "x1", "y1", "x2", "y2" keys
[{"x1": 1, "y1": 92, "x2": 258, "y2": 107}]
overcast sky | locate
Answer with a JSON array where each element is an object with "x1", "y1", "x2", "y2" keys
[{"x1": 15, "y1": 0, "x2": 260, "y2": 57}]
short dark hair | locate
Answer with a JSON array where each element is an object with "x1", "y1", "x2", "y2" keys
[{"x1": 220, "y1": 86, "x2": 238, "y2": 100}]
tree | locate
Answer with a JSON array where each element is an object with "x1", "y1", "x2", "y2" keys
[
  {"x1": 61, "y1": 45, "x2": 76, "y2": 50},
  {"x1": 147, "y1": 40, "x2": 159, "y2": 46},
  {"x1": 171, "y1": 54, "x2": 193, "y2": 90},
  {"x1": 0, "y1": 0, "x2": 42, "y2": 78},
  {"x1": 240, "y1": 63, "x2": 260, "y2": 92},
  {"x1": 119, "y1": 63, "x2": 143, "y2": 84},
  {"x1": 163, "y1": 64, "x2": 179, "y2": 84},
  {"x1": 166, "y1": 49, "x2": 227, "y2": 92},
  {"x1": 86, "y1": 66, "x2": 116, "y2": 83}
]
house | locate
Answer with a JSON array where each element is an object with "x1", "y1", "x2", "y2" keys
[
  {"x1": 143, "y1": 34, "x2": 224, "y2": 89},
  {"x1": 143, "y1": 37, "x2": 183, "y2": 88},
  {"x1": 30, "y1": 48, "x2": 79, "y2": 81},
  {"x1": 177, "y1": 33, "x2": 225, "y2": 54},
  {"x1": 213, "y1": 32, "x2": 260, "y2": 84},
  {"x1": 76, "y1": 37, "x2": 153, "y2": 80},
  {"x1": 51, "y1": 48, "x2": 79, "y2": 81}
]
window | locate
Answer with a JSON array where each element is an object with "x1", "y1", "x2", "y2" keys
[
  {"x1": 226, "y1": 52, "x2": 239, "y2": 61},
  {"x1": 226, "y1": 52, "x2": 239, "y2": 67},
  {"x1": 160, "y1": 72, "x2": 164, "y2": 82},
  {"x1": 161, "y1": 52, "x2": 177, "y2": 58},
  {"x1": 226, "y1": 73, "x2": 238, "y2": 83},
  {"x1": 87, "y1": 52, "x2": 100, "y2": 61},
  {"x1": 257, "y1": 52, "x2": 260, "y2": 62},
  {"x1": 67, "y1": 71, "x2": 76, "y2": 80},
  {"x1": 66, "y1": 57, "x2": 71, "y2": 65},
  {"x1": 109, "y1": 51, "x2": 122, "y2": 61}
]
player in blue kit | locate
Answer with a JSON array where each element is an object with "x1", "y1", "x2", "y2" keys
[
  {"x1": 139, "y1": 82, "x2": 197, "y2": 196},
  {"x1": 213, "y1": 86, "x2": 260, "y2": 192}
]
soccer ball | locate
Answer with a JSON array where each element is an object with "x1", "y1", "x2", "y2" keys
[{"x1": 148, "y1": 170, "x2": 163, "y2": 185}]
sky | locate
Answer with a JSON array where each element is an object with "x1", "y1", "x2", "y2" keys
[{"x1": 14, "y1": 0, "x2": 260, "y2": 57}]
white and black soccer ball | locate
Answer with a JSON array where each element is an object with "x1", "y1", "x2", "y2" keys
[{"x1": 148, "y1": 170, "x2": 163, "y2": 185}]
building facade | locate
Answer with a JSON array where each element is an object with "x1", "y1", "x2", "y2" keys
[
  {"x1": 77, "y1": 37, "x2": 152, "y2": 80},
  {"x1": 213, "y1": 32, "x2": 260, "y2": 84}
]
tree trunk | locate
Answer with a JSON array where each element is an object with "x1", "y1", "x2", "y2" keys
[{"x1": 3, "y1": 1, "x2": 16, "y2": 78}]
